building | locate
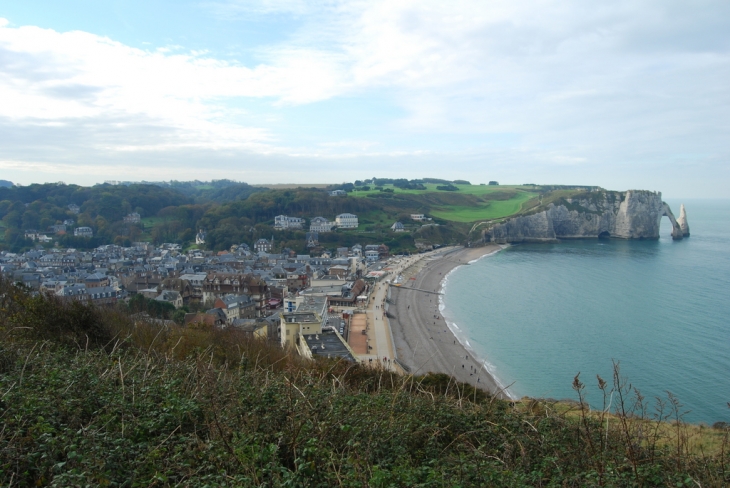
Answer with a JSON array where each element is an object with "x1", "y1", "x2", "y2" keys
[
  {"x1": 178, "y1": 273, "x2": 207, "y2": 301},
  {"x1": 24, "y1": 231, "x2": 51, "y2": 242},
  {"x1": 195, "y1": 229, "x2": 206, "y2": 245},
  {"x1": 84, "y1": 272, "x2": 110, "y2": 288},
  {"x1": 274, "y1": 215, "x2": 304, "y2": 230},
  {"x1": 281, "y1": 296, "x2": 328, "y2": 349},
  {"x1": 214, "y1": 294, "x2": 256, "y2": 323},
  {"x1": 281, "y1": 297, "x2": 356, "y2": 361},
  {"x1": 391, "y1": 221, "x2": 405, "y2": 232},
  {"x1": 56, "y1": 283, "x2": 89, "y2": 301},
  {"x1": 233, "y1": 319, "x2": 269, "y2": 339},
  {"x1": 202, "y1": 273, "x2": 270, "y2": 317},
  {"x1": 411, "y1": 214, "x2": 426, "y2": 221},
  {"x1": 301, "y1": 330, "x2": 356, "y2": 362},
  {"x1": 378, "y1": 244, "x2": 390, "y2": 259},
  {"x1": 335, "y1": 213, "x2": 358, "y2": 229},
  {"x1": 123, "y1": 212, "x2": 141, "y2": 224},
  {"x1": 68, "y1": 204, "x2": 80, "y2": 214},
  {"x1": 254, "y1": 238, "x2": 273, "y2": 253},
  {"x1": 329, "y1": 190, "x2": 347, "y2": 197},
  {"x1": 305, "y1": 232, "x2": 319, "y2": 248},
  {"x1": 74, "y1": 227, "x2": 93, "y2": 237},
  {"x1": 87, "y1": 286, "x2": 119, "y2": 306},
  {"x1": 327, "y1": 279, "x2": 367, "y2": 308},
  {"x1": 310, "y1": 217, "x2": 334, "y2": 233}
]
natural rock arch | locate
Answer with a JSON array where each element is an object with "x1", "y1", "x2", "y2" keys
[{"x1": 660, "y1": 203, "x2": 684, "y2": 240}]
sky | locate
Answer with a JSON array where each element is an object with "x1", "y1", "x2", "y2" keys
[{"x1": 0, "y1": 1, "x2": 728, "y2": 197}]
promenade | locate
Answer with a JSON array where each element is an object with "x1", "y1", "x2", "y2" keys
[{"x1": 349, "y1": 252, "x2": 434, "y2": 372}]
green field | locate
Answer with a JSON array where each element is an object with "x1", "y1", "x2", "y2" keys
[
  {"x1": 140, "y1": 216, "x2": 176, "y2": 226},
  {"x1": 350, "y1": 184, "x2": 539, "y2": 223},
  {"x1": 430, "y1": 192, "x2": 536, "y2": 222}
]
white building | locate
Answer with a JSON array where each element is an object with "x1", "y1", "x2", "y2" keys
[
  {"x1": 335, "y1": 213, "x2": 358, "y2": 229},
  {"x1": 74, "y1": 227, "x2": 93, "y2": 237},
  {"x1": 274, "y1": 215, "x2": 304, "y2": 230},
  {"x1": 195, "y1": 229, "x2": 206, "y2": 245},
  {"x1": 124, "y1": 212, "x2": 141, "y2": 224},
  {"x1": 365, "y1": 250, "x2": 380, "y2": 261},
  {"x1": 410, "y1": 214, "x2": 426, "y2": 221},
  {"x1": 329, "y1": 190, "x2": 347, "y2": 197},
  {"x1": 310, "y1": 217, "x2": 334, "y2": 233}
]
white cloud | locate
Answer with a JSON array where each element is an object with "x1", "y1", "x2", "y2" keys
[
  {"x1": 0, "y1": 21, "x2": 349, "y2": 152},
  {"x1": 0, "y1": 1, "x2": 729, "y2": 196}
]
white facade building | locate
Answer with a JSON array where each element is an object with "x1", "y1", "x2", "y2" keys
[
  {"x1": 195, "y1": 229, "x2": 206, "y2": 245},
  {"x1": 74, "y1": 227, "x2": 93, "y2": 237},
  {"x1": 124, "y1": 213, "x2": 141, "y2": 224},
  {"x1": 335, "y1": 213, "x2": 358, "y2": 229},
  {"x1": 274, "y1": 215, "x2": 304, "y2": 230},
  {"x1": 365, "y1": 250, "x2": 380, "y2": 261},
  {"x1": 310, "y1": 217, "x2": 334, "y2": 233}
]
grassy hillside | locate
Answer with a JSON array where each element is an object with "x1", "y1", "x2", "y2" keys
[
  {"x1": 0, "y1": 279, "x2": 728, "y2": 486},
  {"x1": 350, "y1": 184, "x2": 539, "y2": 222},
  {"x1": 0, "y1": 180, "x2": 606, "y2": 252}
]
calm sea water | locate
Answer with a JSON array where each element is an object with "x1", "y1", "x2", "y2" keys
[{"x1": 441, "y1": 199, "x2": 730, "y2": 424}]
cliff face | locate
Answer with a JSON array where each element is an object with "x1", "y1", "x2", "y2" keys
[
  {"x1": 482, "y1": 190, "x2": 685, "y2": 244},
  {"x1": 678, "y1": 204, "x2": 690, "y2": 237}
]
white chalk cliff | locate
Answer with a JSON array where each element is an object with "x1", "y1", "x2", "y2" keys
[
  {"x1": 677, "y1": 204, "x2": 690, "y2": 237},
  {"x1": 481, "y1": 190, "x2": 686, "y2": 244}
]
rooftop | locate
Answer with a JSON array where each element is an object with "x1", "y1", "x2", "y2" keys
[
  {"x1": 302, "y1": 330, "x2": 355, "y2": 362},
  {"x1": 282, "y1": 312, "x2": 319, "y2": 324},
  {"x1": 295, "y1": 295, "x2": 328, "y2": 315}
]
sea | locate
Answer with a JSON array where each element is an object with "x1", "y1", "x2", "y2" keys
[{"x1": 441, "y1": 199, "x2": 730, "y2": 424}]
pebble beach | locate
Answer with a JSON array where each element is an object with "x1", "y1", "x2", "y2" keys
[{"x1": 388, "y1": 245, "x2": 510, "y2": 398}]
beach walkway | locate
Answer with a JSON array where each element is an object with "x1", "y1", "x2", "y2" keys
[{"x1": 349, "y1": 253, "x2": 432, "y2": 372}]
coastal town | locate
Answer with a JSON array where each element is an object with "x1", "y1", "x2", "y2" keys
[{"x1": 1, "y1": 207, "x2": 501, "y2": 389}]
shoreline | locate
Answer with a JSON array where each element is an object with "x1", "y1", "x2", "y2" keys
[
  {"x1": 388, "y1": 245, "x2": 514, "y2": 399},
  {"x1": 437, "y1": 245, "x2": 516, "y2": 398}
]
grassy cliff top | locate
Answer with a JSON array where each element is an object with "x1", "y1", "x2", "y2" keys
[{"x1": 0, "y1": 278, "x2": 727, "y2": 486}]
